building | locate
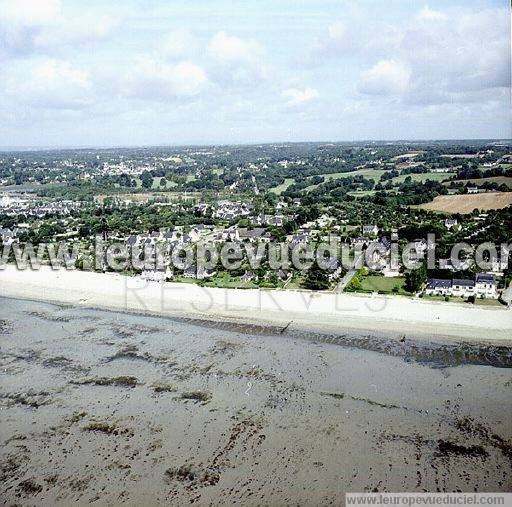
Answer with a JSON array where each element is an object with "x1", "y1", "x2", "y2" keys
[
  {"x1": 425, "y1": 279, "x2": 452, "y2": 296},
  {"x1": 362, "y1": 225, "x2": 378, "y2": 236},
  {"x1": 444, "y1": 219, "x2": 458, "y2": 230},
  {"x1": 452, "y1": 279, "x2": 475, "y2": 297},
  {"x1": 475, "y1": 274, "x2": 498, "y2": 298}
]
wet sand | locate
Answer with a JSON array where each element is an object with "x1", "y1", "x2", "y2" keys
[{"x1": 1, "y1": 297, "x2": 511, "y2": 506}]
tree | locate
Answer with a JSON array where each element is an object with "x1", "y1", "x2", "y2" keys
[
  {"x1": 140, "y1": 171, "x2": 153, "y2": 189},
  {"x1": 303, "y1": 263, "x2": 330, "y2": 290},
  {"x1": 405, "y1": 262, "x2": 427, "y2": 293}
]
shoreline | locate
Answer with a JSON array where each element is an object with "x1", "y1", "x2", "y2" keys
[{"x1": 1, "y1": 265, "x2": 511, "y2": 345}]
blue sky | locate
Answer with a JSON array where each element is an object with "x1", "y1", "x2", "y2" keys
[{"x1": 0, "y1": 0, "x2": 510, "y2": 147}]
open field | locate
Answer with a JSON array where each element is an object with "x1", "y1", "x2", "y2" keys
[
  {"x1": 305, "y1": 169, "x2": 387, "y2": 191},
  {"x1": 391, "y1": 152, "x2": 422, "y2": 160},
  {"x1": 358, "y1": 276, "x2": 410, "y2": 295},
  {"x1": 441, "y1": 154, "x2": 479, "y2": 159},
  {"x1": 94, "y1": 191, "x2": 201, "y2": 204},
  {"x1": 392, "y1": 172, "x2": 455, "y2": 184},
  {"x1": 269, "y1": 177, "x2": 295, "y2": 194},
  {"x1": 444, "y1": 176, "x2": 512, "y2": 189},
  {"x1": 415, "y1": 192, "x2": 512, "y2": 213}
]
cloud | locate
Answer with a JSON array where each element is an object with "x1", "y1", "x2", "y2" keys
[
  {"x1": 0, "y1": 0, "x2": 60, "y2": 25},
  {"x1": 124, "y1": 57, "x2": 208, "y2": 101},
  {"x1": 281, "y1": 87, "x2": 319, "y2": 107},
  {"x1": 208, "y1": 31, "x2": 262, "y2": 65},
  {"x1": 415, "y1": 6, "x2": 448, "y2": 22},
  {"x1": 4, "y1": 59, "x2": 93, "y2": 109},
  {"x1": 358, "y1": 60, "x2": 411, "y2": 95},
  {"x1": 313, "y1": 6, "x2": 510, "y2": 106},
  {"x1": 0, "y1": 0, "x2": 117, "y2": 59},
  {"x1": 161, "y1": 28, "x2": 198, "y2": 60}
]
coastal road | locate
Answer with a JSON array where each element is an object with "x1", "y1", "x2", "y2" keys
[
  {"x1": 336, "y1": 268, "x2": 358, "y2": 293},
  {"x1": 336, "y1": 252, "x2": 364, "y2": 293}
]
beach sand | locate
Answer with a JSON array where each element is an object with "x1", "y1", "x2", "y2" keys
[
  {"x1": 1, "y1": 266, "x2": 511, "y2": 343},
  {"x1": 1, "y1": 298, "x2": 511, "y2": 506}
]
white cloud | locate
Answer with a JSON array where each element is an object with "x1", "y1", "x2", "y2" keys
[
  {"x1": 0, "y1": 0, "x2": 61, "y2": 25},
  {"x1": 281, "y1": 87, "x2": 319, "y2": 107},
  {"x1": 208, "y1": 31, "x2": 262, "y2": 65},
  {"x1": 125, "y1": 57, "x2": 208, "y2": 101},
  {"x1": 161, "y1": 28, "x2": 197, "y2": 60},
  {"x1": 314, "y1": 6, "x2": 509, "y2": 106},
  {"x1": 358, "y1": 60, "x2": 411, "y2": 95},
  {"x1": 5, "y1": 59, "x2": 93, "y2": 109},
  {"x1": 0, "y1": 0, "x2": 117, "y2": 59},
  {"x1": 416, "y1": 6, "x2": 448, "y2": 22}
]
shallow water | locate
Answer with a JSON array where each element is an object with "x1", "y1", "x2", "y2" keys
[{"x1": 1, "y1": 297, "x2": 511, "y2": 506}]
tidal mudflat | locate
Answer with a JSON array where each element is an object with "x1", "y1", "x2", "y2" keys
[{"x1": 1, "y1": 297, "x2": 511, "y2": 506}]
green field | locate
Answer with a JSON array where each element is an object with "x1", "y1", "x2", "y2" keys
[
  {"x1": 445, "y1": 176, "x2": 512, "y2": 189},
  {"x1": 347, "y1": 190, "x2": 377, "y2": 198},
  {"x1": 360, "y1": 275, "x2": 408, "y2": 294},
  {"x1": 305, "y1": 169, "x2": 387, "y2": 191},
  {"x1": 151, "y1": 177, "x2": 178, "y2": 189},
  {"x1": 201, "y1": 272, "x2": 259, "y2": 289},
  {"x1": 391, "y1": 172, "x2": 455, "y2": 185},
  {"x1": 270, "y1": 178, "x2": 295, "y2": 194}
]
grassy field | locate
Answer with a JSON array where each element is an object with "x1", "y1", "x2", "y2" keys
[
  {"x1": 444, "y1": 176, "x2": 512, "y2": 189},
  {"x1": 269, "y1": 178, "x2": 295, "y2": 194},
  {"x1": 391, "y1": 172, "x2": 455, "y2": 184},
  {"x1": 415, "y1": 192, "x2": 512, "y2": 213},
  {"x1": 360, "y1": 275, "x2": 408, "y2": 294},
  {"x1": 201, "y1": 272, "x2": 259, "y2": 289},
  {"x1": 151, "y1": 177, "x2": 178, "y2": 190},
  {"x1": 305, "y1": 169, "x2": 387, "y2": 191},
  {"x1": 347, "y1": 190, "x2": 377, "y2": 198}
]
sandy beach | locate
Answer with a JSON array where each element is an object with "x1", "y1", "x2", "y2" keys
[{"x1": 1, "y1": 265, "x2": 511, "y2": 343}]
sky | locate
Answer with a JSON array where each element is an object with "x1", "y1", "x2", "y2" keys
[{"x1": 0, "y1": 0, "x2": 510, "y2": 147}]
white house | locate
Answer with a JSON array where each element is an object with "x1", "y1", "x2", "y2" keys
[
  {"x1": 451, "y1": 279, "x2": 475, "y2": 298},
  {"x1": 475, "y1": 274, "x2": 498, "y2": 298},
  {"x1": 425, "y1": 279, "x2": 452, "y2": 296}
]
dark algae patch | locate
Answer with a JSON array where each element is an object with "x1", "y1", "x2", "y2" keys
[
  {"x1": 300, "y1": 331, "x2": 512, "y2": 368},
  {"x1": 437, "y1": 440, "x2": 489, "y2": 459},
  {"x1": 179, "y1": 391, "x2": 212, "y2": 404},
  {"x1": 72, "y1": 376, "x2": 139, "y2": 388}
]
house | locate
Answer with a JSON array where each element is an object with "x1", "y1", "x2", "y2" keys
[
  {"x1": 197, "y1": 265, "x2": 216, "y2": 280},
  {"x1": 444, "y1": 219, "x2": 458, "y2": 230},
  {"x1": 362, "y1": 225, "x2": 379, "y2": 236},
  {"x1": 425, "y1": 278, "x2": 452, "y2": 296},
  {"x1": 452, "y1": 279, "x2": 475, "y2": 297},
  {"x1": 288, "y1": 233, "x2": 311, "y2": 246},
  {"x1": 467, "y1": 187, "x2": 479, "y2": 194},
  {"x1": 241, "y1": 271, "x2": 256, "y2": 283},
  {"x1": 292, "y1": 198, "x2": 301, "y2": 206},
  {"x1": 277, "y1": 269, "x2": 292, "y2": 281},
  {"x1": 238, "y1": 228, "x2": 272, "y2": 243},
  {"x1": 351, "y1": 237, "x2": 370, "y2": 248},
  {"x1": 475, "y1": 274, "x2": 498, "y2": 298},
  {"x1": 141, "y1": 267, "x2": 168, "y2": 283},
  {"x1": 183, "y1": 265, "x2": 197, "y2": 278}
]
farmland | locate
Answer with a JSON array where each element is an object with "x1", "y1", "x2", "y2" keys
[
  {"x1": 269, "y1": 178, "x2": 295, "y2": 194},
  {"x1": 391, "y1": 172, "x2": 456, "y2": 184},
  {"x1": 444, "y1": 176, "x2": 512, "y2": 189},
  {"x1": 416, "y1": 192, "x2": 512, "y2": 213}
]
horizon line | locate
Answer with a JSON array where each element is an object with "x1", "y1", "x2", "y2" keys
[{"x1": 1, "y1": 137, "x2": 511, "y2": 153}]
